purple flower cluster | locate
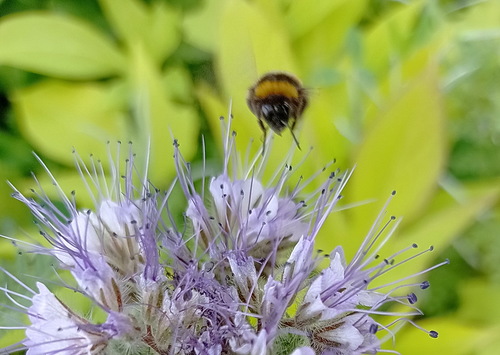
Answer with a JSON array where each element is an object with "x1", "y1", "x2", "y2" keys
[{"x1": 0, "y1": 120, "x2": 446, "y2": 354}]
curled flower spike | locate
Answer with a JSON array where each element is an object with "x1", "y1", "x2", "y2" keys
[{"x1": 0, "y1": 117, "x2": 447, "y2": 354}]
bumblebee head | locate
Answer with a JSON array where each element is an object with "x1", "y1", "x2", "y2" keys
[{"x1": 260, "y1": 100, "x2": 292, "y2": 134}]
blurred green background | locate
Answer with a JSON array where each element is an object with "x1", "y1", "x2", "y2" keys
[{"x1": 0, "y1": 0, "x2": 499, "y2": 354}]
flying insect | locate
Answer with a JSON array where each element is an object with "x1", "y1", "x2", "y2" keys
[{"x1": 247, "y1": 72, "x2": 308, "y2": 151}]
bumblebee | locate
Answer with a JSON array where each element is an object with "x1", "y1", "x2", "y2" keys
[{"x1": 247, "y1": 72, "x2": 308, "y2": 151}]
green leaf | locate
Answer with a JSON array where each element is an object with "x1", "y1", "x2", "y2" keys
[
  {"x1": 99, "y1": 0, "x2": 149, "y2": 41},
  {"x1": 161, "y1": 65, "x2": 194, "y2": 104},
  {"x1": 476, "y1": 328, "x2": 500, "y2": 355},
  {"x1": 344, "y1": 65, "x2": 445, "y2": 246},
  {"x1": 30, "y1": 168, "x2": 106, "y2": 210},
  {"x1": 0, "y1": 329, "x2": 24, "y2": 350},
  {"x1": 375, "y1": 179, "x2": 500, "y2": 288},
  {"x1": 55, "y1": 272, "x2": 101, "y2": 320},
  {"x1": 0, "y1": 163, "x2": 34, "y2": 237},
  {"x1": 0, "y1": 253, "x2": 57, "y2": 347},
  {"x1": 147, "y1": 2, "x2": 181, "y2": 61},
  {"x1": 219, "y1": 0, "x2": 297, "y2": 82},
  {"x1": 183, "y1": 0, "x2": 223, "y2": 53},
  {"x1": 457, "y1": 278, "x2": 500, "y2": 324},
  {"x1": 126, "y1": 44, "x2": 199, "y2": 183},
  {"x1": 0, "y1": 12, "x2": 126, "y2": 79},
  {"x1": 393, "y1": 277, "x2": 500, "y2": 354},
  {"x1": 285, "y1": 0, "x2": 364, "y2": 39},
  {"x1": 363, "y1": 1, "x2": 430, "y2": 77},
  {"x1": 12, "y1": 80, "x2": 128, "y2": 166},
  {"x1": 217, "y1": 0, "x2": 297, "y2": 126},
  {"x1": 392, "y1": 317, "x2": 481, "y2": 354},
  {"x1": 0, "y1": 131, "x2": 36, "y2": 173},
  {"x1": 99, "y1": 0, "x2": 180, "y2": 63},
  {"x1": 196, "y1": 82, "x2": 228, "y2": 125},
  {"x1": 452, "y1": 0, "x2": 500, "y2": 36},
  {"x1": 288, "y1": 0, "x2": 368, "y2": 74}
]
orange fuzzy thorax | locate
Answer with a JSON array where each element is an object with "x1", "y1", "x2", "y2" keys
[{"x1": 253, "y1": 80, "x2": 299, "y2": 99}]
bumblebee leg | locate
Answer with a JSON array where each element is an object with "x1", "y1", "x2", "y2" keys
[
  {"x1": 287, "y1": 118, "x2": 301, "y2": 150},
  {"x1": 258, "y1": 118, "x2": 267, "y2": 155},
  {"x1": 290, "y1": 116, "x2": 297, "y2": 131},
  {"x1": 289, "y1": 129, "x2": 301, "y2": 150}
]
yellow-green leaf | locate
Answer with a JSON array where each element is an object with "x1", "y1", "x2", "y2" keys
[
  {"x1": 0, "y1": 12, "x2": 126, "y2": 79},
  {"x1": 12, "y1": 80, "x2": 127, "y2": 165},
  {"x1": 392, "y1": 277, "x2": 500, "y2": 354},
  {"x1": 147, "y1": 2, "x2": 181, "y2": 61},
  {"x1": 196, "y1": 82, "x2": 228, "y2": 126},
  {"x1": 218, "y1": 0, "x2": 297, "y2": 87},
  {"x1": 0, "y1": 329, "x2": 24, "y2": 350},
  {"x1": 457, "y1": 278, "x2": 500, "y2": 324},
  {"x1": 375, "y1": 179, "x2": 499, "y2": 287},
  {"x1": 99, "y1": 0, "x2": 180, "y2": 63},
  {"x1": 289, "y1": 0, "x2": 368, "y2": 73},
  {"x1": 452, "y1": 0, "x2": 500, "y2": 36},
  {"x1": 363, "y1": 1, "x2": 427, "y2": 77},
  {"x1": 127, "y1": 44, "x2": 199, "y2": 183},
  {"x1": 343, "y1": 65, "x2": 445, "y2": 252},
  {"x1": 392, "y1": 317, "x2": 481, "y2": 354},
  {"x1": 99, "y1": 0, "x2": 149, "y2": 42},
  {"x1": 183, "y1": 0, "x2": 223, "y2": 52},
  {"x1": 285, "y1": 0, "x2": 361, "y2": 38},
  {"x1": 0, "y1": 164, "x2": 33, "y2": 239}
]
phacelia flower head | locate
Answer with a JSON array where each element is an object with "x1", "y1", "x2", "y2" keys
[{"x1": 0, "y1": 117, "x2": 447, "y2": 354}]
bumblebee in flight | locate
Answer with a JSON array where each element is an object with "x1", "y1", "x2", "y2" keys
[{"x1": 247, "y1": 72, "x2": 308, "y2": 151}]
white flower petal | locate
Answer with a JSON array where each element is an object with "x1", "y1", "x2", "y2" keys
[
  {"x1": 290, "y1": 347, "x2": 315, "y2": 355},
  {"x1": 25, "y1": 282, "x2": 107, "y2": 355}
]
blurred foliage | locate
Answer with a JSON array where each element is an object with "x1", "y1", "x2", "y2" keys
[{"x1": 0, "y1": 0, "x2": 499, "y2": 354}]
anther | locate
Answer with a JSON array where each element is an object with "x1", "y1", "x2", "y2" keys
[
  {"x1": 407, "y1": 293, "x2": 417, "y2": 304},
  {"x1": 420, "y1": 281, "x2": 430, "y2": 289}
]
